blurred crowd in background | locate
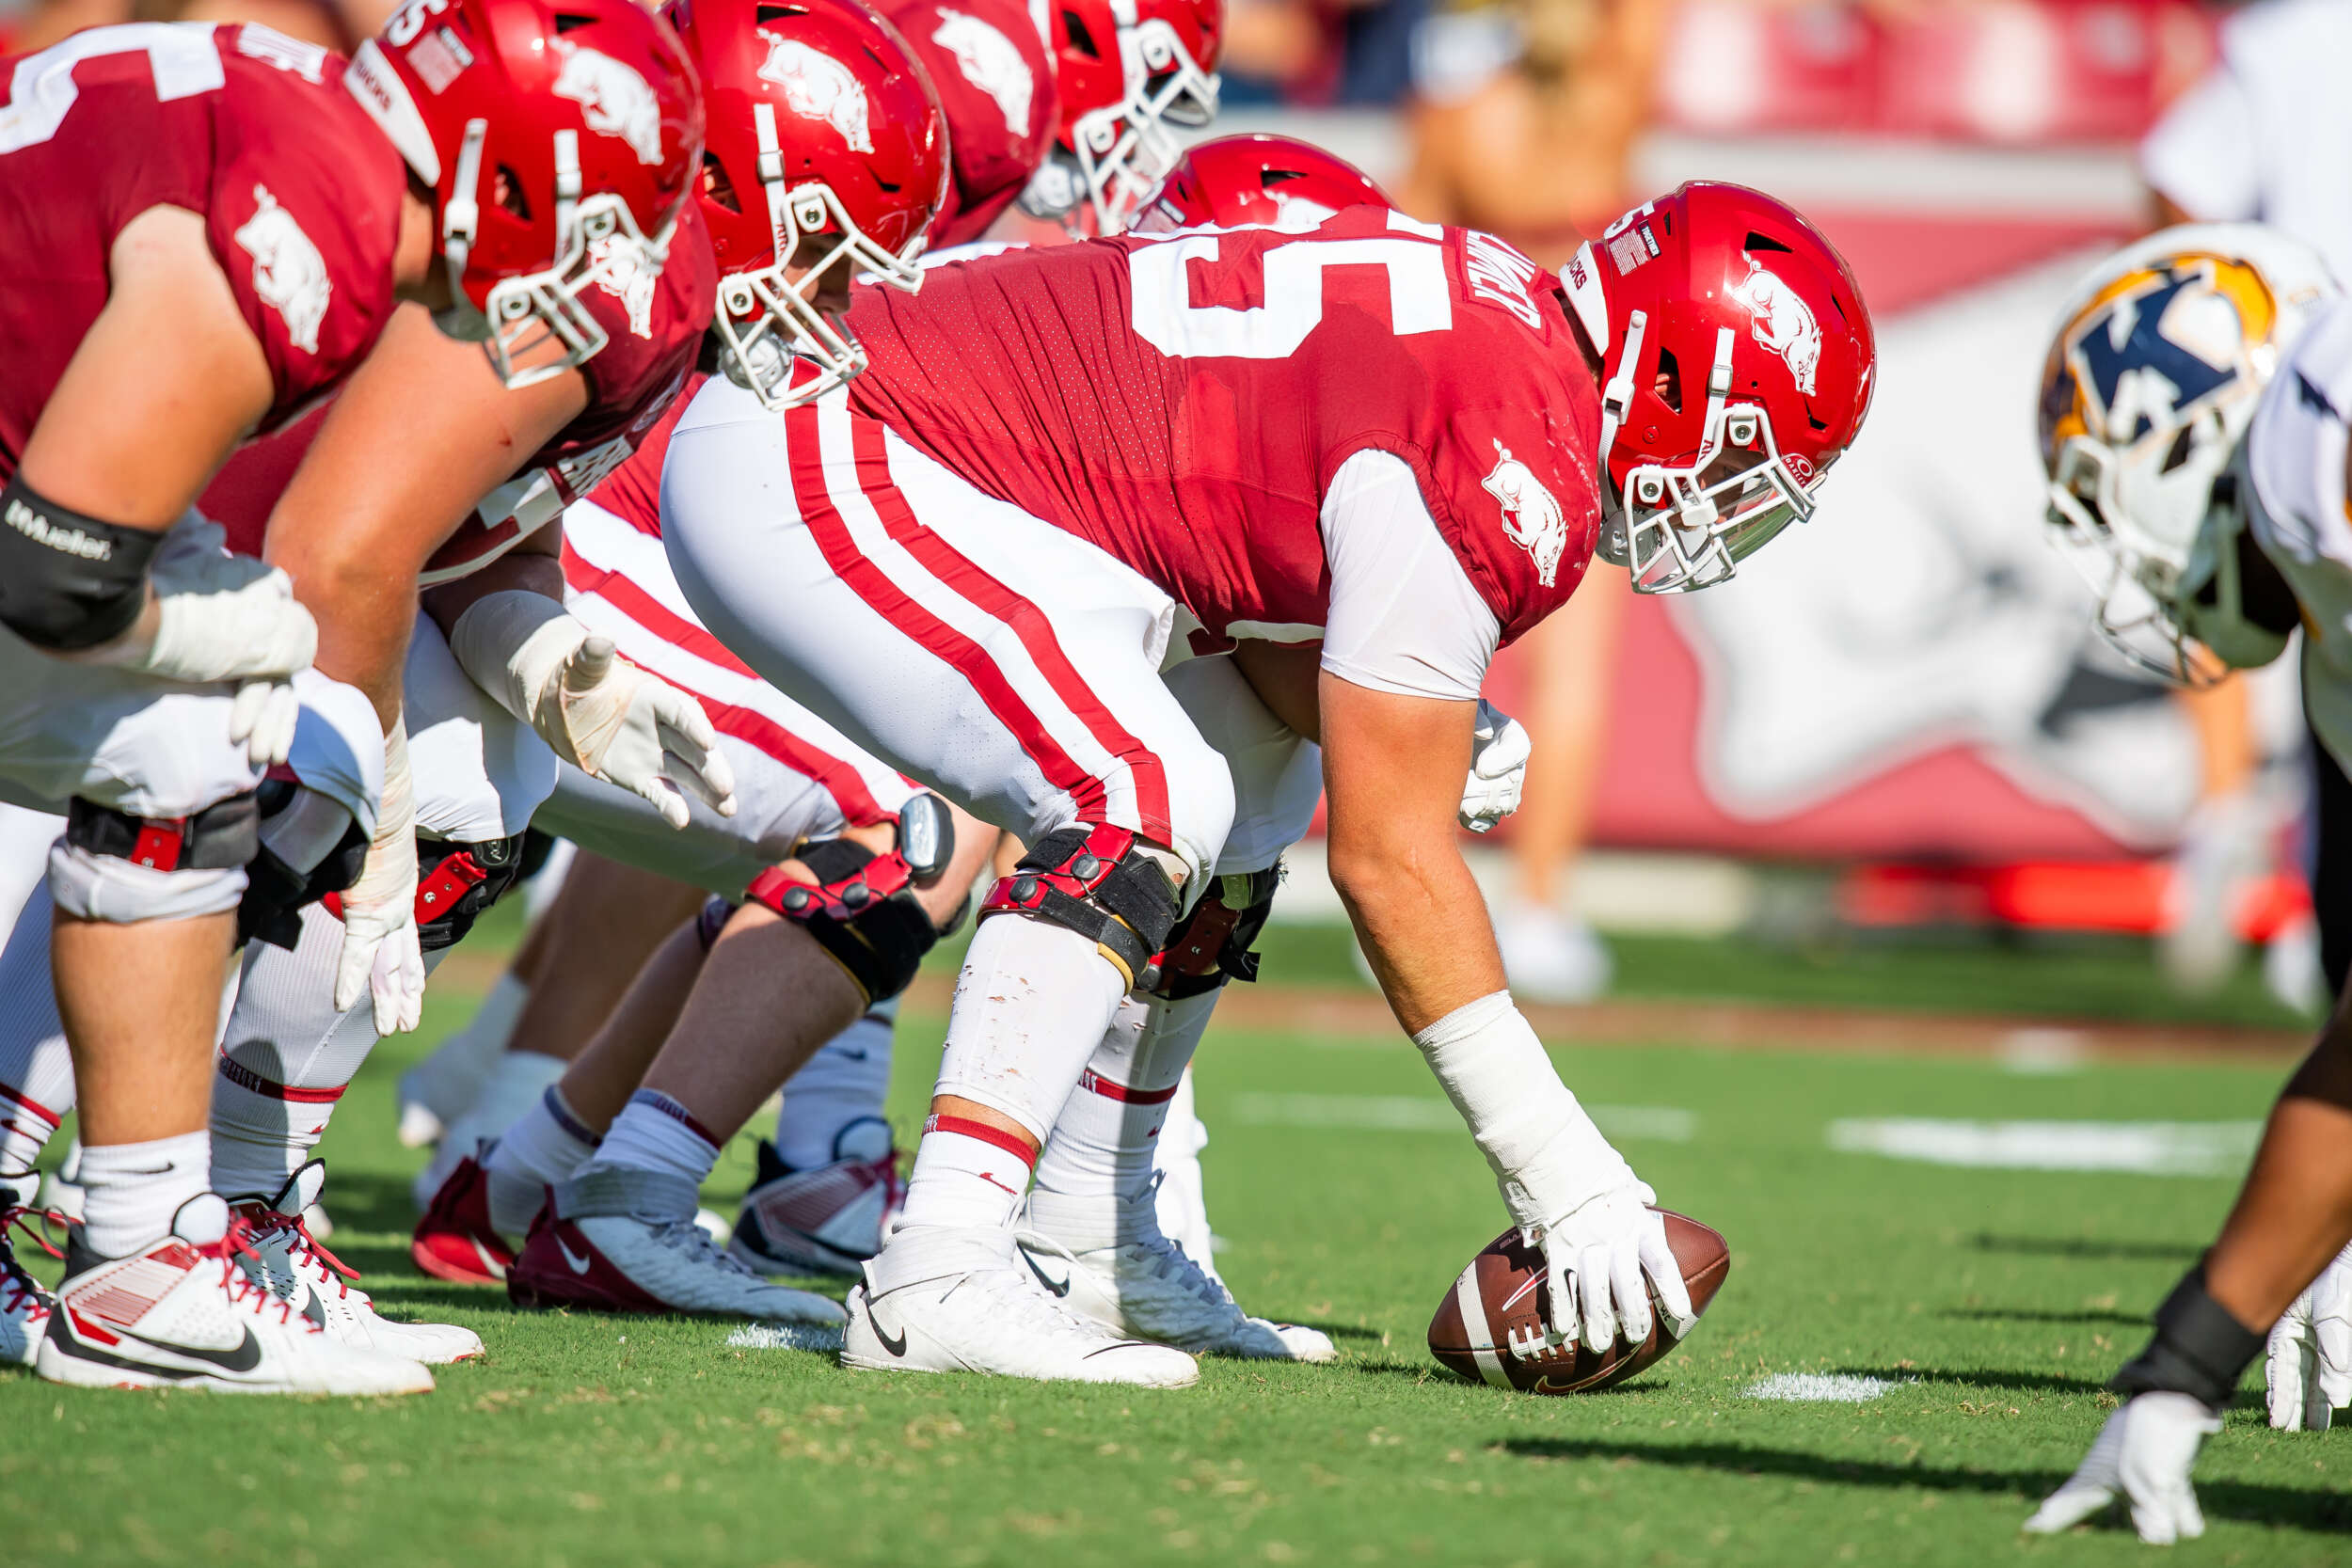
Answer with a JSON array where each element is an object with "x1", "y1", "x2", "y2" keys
[{"x1": 2, "y1": 0, "x2": 2331, "y2": 1016}]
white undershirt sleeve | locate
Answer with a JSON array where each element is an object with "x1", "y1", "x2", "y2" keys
[
  {"x1": 2138, "y1": 64, "x2": 2259, "y2": 222},
  {"x1": 1317, "y1": 449, "x2": 1501, "y2": 703}
]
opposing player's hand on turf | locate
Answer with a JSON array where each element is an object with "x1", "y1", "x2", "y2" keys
[
  {"x1": 2267, "y1": 1242, "x2": 2352, "y2": 1431},
  {"x1": 333, "y1": 720, "x2": 425, "y2": 1036},
  {"x1": 1458, "y1": 699, "x2": 1530, "y2": 834},
  {"x1": 2026, "y1": 1392, "x2": 2220, "y2": 1544},
  {"x1": 542, "y1": 635, "x2": 738, "y2": 830},
  {"x1": 1536, "y1": 1183, "x2": 1697, "y2": 1351}
]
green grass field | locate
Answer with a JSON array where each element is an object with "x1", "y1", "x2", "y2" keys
[{"x1": 5, "y1": 929, "x2": 2347, "y2": 1566}]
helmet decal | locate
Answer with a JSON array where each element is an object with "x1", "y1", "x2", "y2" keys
[
  {"x1": 2059, "y1": 261, "x2": 2265, "y2": 444},
  {"x1": 553, "y1": 45, "x2": 668, "y2": 166},
  {"x1": 1484, "y1": 439, "x2": 1569, "y2": 588},
  {"x1": 758, "y1": 36, "x2": 875, "y2": 153},
  {"x1": 931, "y1": 8, "x2": 1034, "y2": 136},
  {"x1": 1730, "y1": 256, "x2": 1821, "y2": 397}
]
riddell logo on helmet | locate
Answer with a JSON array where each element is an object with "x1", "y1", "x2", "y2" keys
[
  {"x1": 554, "y1": 45, "x2": 669, "y2": 166},
  {"x1": 931, "y1": 9, "x2": 1034, "y2": 136},
  {"x1": 758, "y1": 37, "x2": 875, "y2": 154},
  {"x1": 1483, "y1": 440, "x2": 1568, "y2": 588},
  {"x1": 1730, "y1": 255, "x2": 1820, "y2": 396}
]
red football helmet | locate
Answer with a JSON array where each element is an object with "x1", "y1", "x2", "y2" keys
[
  {"x1": 346, "y1": 0, "x2": 705, "y2": 388},
  {"x1": 882, "y1": 0, "x2": 1058, "y2": 248},
  {"x1": 667, "y1": 0, "x2": 949, "y2": 407},
  {"x1": 1039, "y1": 0, "x2": 1222, "y2": 234},
  {"x1": 1562, "y1": 182, "x2": 1875, "y2": 593},
  {"x1": 1131, "y1": 133, "x2": 1385, "y2": 233}
]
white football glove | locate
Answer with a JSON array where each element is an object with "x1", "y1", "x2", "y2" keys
[
  {"x1": 1535, "y1": 1182, "x2": 1697, "y2": 1352},
  {"x1": 332, "y1": 719, "x2": 424, "y2": 1036},
  {"x1": 450, "y1": 591, "x2": 737, "y2": 830},
  {"x1": 2267, "y1": 1242, "x2": 2352, "y2": 1432},
  {"x1": 1459, "y1": 699, "x2": 1530, "y2": 834},
  {"x1": 2025, "y1": 1392, "x2": 2221, "y2": 1544}
]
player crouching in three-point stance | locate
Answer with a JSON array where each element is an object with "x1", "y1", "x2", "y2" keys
[
  {"x1": 2026, "y1": 225, "x2": 2352, "y2": 1541},
  {"x1": 659, "y1": 182, "x2": 1876, "y2": 1383}
]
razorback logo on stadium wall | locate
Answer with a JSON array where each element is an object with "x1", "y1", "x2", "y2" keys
[
  {"x1": 759, "y1": 37, "x2": 873, "y2": 153},
  {"x1": 555, "y1": 45, "x2": 667, "y2": 166},
  {"x1": 235, "y1": 184, "x2": 330, "y2": 355},
  {"x1": 1730, "y1": 255, "x2": 1821, "y2": 395},
  {"x1": 1484, "y1": 439, "x2": 1567, "y2": 587},
  {"x1": 930, "y1": 9, "x2": 1032, "y2": 136}
]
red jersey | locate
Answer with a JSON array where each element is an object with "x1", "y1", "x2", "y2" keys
[
  {"x1": 0, "y1": 23, "x2": 406, "y2": 478},
  {"x1": 843, "y1": 208, "x2": 1602, "y2": 646},
  {"x1": 200, "y1": 203, "x2": 716, "y2": 580}
]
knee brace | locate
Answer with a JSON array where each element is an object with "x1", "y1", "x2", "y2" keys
[
  {"x1": 1151, "y1": 865, "x2": 1279, "y2": 1000},
  {"x1": 0, "y1": 476, "x2": 163, "y2": 651},
  {"x1": 694, "y1": 893, "x2": 737, "y2": 953},
  {"x1": 981, "y1": 825, "x2": 1181, "y2": 991},
  {"x1": 237, "y1": 781, "x2": 369, "y2": 951},
  {"x1": 408, "y1": 833, "x2": 529, "y2": 953},
  {"x1": 745, "y1": 837, "x2": 939, "y2": 1007},
  {"x1": 49, "y1": 791, "x2": 261, "y2": 922}
]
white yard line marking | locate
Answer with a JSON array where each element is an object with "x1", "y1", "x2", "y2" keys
[
  {"x1": 1744, "y1": 1373, "x2": 1907, "y2": 1403},
  {"x1": 727, "y1": 1323, "x2": 846, "y2": 1354},
  {"x1": 1228, "y1": 1094, "x2": 1694, "y2": 1142},
  {"x1": 1825, "y1": 1118, "x2": 2261, "y2": 1177}
]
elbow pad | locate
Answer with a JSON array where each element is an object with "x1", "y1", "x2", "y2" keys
[{"x1": 0, "y1": 475, "x2": 162, "y2": 651}]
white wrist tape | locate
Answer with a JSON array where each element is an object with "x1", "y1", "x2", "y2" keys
[
  {"x1": 447, "y1": 590, "x2": 586, "y2": 728},
  {"x1": 1412, "y1": 990, "x2": 1637, "y2": 1232}
]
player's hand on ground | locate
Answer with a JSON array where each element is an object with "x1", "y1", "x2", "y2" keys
[
  {"x1": 2025, "y1": 1391, "x2": 2220, "y2": 1544},
  {"x1": 2267, "y1": 1243, "x2": 2352, "y2": 1432},
  {"x1": 1458, "y1": 699, "x2": 1530, "y2": 834},
  {"x1": 1537, "y1": 1183, "x2": 1697, "y2": 1351},
  {"x1": 543, "y1": 636, "x2": 738, "y2": 831},
  {"x1": 334, "y1": 721, "x2": 425, "y2": 1036}
]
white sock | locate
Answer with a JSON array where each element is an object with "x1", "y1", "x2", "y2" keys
[
  {"x1": 0, "y1": 878, "x2": 72, "y2": 1180},
  {"x1": 774, "y1": 1005, "x2": 894, "y2": 1168},
  {"x1": 1151, "y1": 1066, "x2": 1217, "y2": 1275},
  {"x1": 933, "y1": 913, "x2": 1127, "y2": 1139},
  {"x1": 1032, "y1": 989, "x2": 1216, "y2": 1201},
  {"x1": 484, "y1": 1085, "x2": 600, "y2": 1234},
  {"x1": 78, "y1": 1131, "x2": 211, "y2": 1259},
  {"x1": 580, "y1": 1091, "x2": 720, "y2": 1188},
  {"x1": 897, "y1": 1117, "x2": 1036, "y2": 1233}
]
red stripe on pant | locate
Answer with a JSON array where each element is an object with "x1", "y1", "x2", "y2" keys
[
  {"x1": 779, "y1": 400, "x2": 1111, "y2": 829},
  {"x1": 0, "y1": 1081, "x2": 61, "y2": 1132},
  {"x1": 216, "y1": 1056, "x2": 346, "y2": 1105},
  {"x1": 1077, "y1": 1069, "x2": 1180, "y2": 1105},
  {"x1": 561, "y1": 550, "x2": 894, "y2": 826},
  {"x1": 845, "y1": 416, "x2": 1175, "y2": 845}
]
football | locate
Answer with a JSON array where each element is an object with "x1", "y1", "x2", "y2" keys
[{"x1": 1426, "y1": 1211, "x2": 1732, "y2": 1394}]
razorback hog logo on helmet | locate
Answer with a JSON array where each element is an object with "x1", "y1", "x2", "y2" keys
[
  {"x1": 235, "y1": 184, "x2": 331, "y2": 355},
  {"x1": 554, "y1": 45, "x2": 669, "y2": 166},
  {"x1": 1729, "y1": 255, "x2": 1821, "y2": 396},
  {"x1": 931, "y1": 9, "x2": 1033, "y2": 136},
  {"x1": 758, "y1": 37, "x2": 874, "y2": 153},
  {"x1": 1483, "y1": 440, "x2": 1567, "y2": 588}
]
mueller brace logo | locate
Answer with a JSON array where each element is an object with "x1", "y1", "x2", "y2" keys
[{"x1": 5, "y1": 499, "x2": 112, "y2": 561}]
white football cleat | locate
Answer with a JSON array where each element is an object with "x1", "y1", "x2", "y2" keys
[
  {"x1": 232, "y1": 1163, "x2": 484, "y2": 1366},
  {"x1": 729, "y1": 1121, "x2": 903, "y2": 1277},
  {"x1": 508, "y1": 1166, "x2": 846, "y2": 1323},
  {"x1": 2, "y1": 1205, "x2": 64, "y2": 1368},
  {"x1": 36, "y1": 1195, "x2": 434, "y2": 1395},
  {"x1": 1022, "y1": 1182, "x2": 1334, "y2": 1362},
  {"x1": 844, "y1": 1224, "x2": 1200, "y2": 1386}
]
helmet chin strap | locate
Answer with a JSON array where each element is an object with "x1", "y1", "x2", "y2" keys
[
  {"x1": 1594, "y1": 308, "x2": 1645, "y2": 566},
  {"x1": 754, "y1": 103, "x2": 797, "y2": 264},
  {"x1": 439, "y1": 118, "x2": 488, "y2": 325}
]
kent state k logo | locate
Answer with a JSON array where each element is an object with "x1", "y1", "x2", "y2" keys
[{"x1": 2063, "y1": 266, "x2": 2240, "y2": 444}]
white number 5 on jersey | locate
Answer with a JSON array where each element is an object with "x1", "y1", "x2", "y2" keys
[{"x1": 1127, "y1": 227, "x2": 1454, "y2": 360}]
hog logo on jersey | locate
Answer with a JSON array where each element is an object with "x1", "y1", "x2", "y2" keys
[
  {"x1": 555, "y1": 46, "x2": 668, "y2": 166},
  {"x1": 1484, "y1": 440, "x2": 1567, "y2": 587},
  {"x1": 586, "y1": 233, "x2": 656, "y2": 339},
  {"x1": 1730, "y1": 256, "x2": 1820, "y2": 396},
  {"x1": 234, "y1": 185, "x2": 330, "y2": 355},
  {"x1": 758, "y1": 37, "x2": 874, "y2": 153},
  {"x1": 931, "y1": 10, "x2": 1033, "y2": 136}
]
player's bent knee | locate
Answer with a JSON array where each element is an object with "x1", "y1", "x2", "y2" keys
[
  {"x1": 48, "y1": 792, "x2": 259, "y2": 922},
  {"x1": 982, "y1": 824, "x2": 1183, "y2": 992},
  {"x1": 1152, "y1": 864, "x2": 1280, "y2": 1000},
  {"x1": 743, "y1": 804, "x2": 960, "y2": 1006}
]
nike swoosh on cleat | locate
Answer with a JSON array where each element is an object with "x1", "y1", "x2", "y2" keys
[
  {"x1": 1022, "y1": 1253, "x2": 1072, "y2": 1298},
  {"x1": 870, "y1": 1315, "x2": 910, "y2": 1357},
  {"x1": 120, "y1": 1325, "x2": 262, "y2": 1374},
  {"x1": 556, "y1": 1237, "x2": 595, "y2": 1275}
]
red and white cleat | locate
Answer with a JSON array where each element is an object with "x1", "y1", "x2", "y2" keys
[
  {"x1": 35, "y1": 1195, "x2": 434, "y2": 1395},
  {"x1": 728, "y1": 1125, "x2": 903, "y2": 1278},
  {"x1": 411, "y1": 1155, "x2": 521, "y2": 1287},
  {"x1": 2, "y1": 1205, "x2": 65, "y2": 1368},
  {"x1": 508, "y1": 1167, "x2": 847, "y2": 1323}
]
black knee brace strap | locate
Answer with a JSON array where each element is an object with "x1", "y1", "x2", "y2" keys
[
  {"x1": 237, "y1": 782, "x2": 369, "y2": 951},
  {"x1": 1152, "y1": 865, "x2": 1279, "y2": 1000},
  {"x1": 2111, "y1": 1263, "x2": 2266, "y2": 1413},
  {"x1": 409, "y1": 833, "x2": 528, "y2": 953},
  {"x1": 0, "y1": 475, "x2": 163, "y2": 651},
  {"x1": 980, "y1": 825, "x2": 1180, "y2": 991},
  {"x1": 694, "y1": 894, "x2": 737, "y2": 953},
  {"x1": 65, "y1": 791, "x2": 260, "y2": 874},
  {"x1": 746, "y1": 837, "x2": 938, "y2": 1006}
]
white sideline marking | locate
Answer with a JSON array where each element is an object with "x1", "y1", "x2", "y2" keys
[
  {"x1": 727, "y1": 1323, "x2": 847, "y2": 1354},
  {"x1": 1744, "y1": 1373, "x2": 1904, "y2": 1404},
  {"x1": 1229, "y1": 1094, "x2": 1694, "y2": 1142},
  {"x1": 1826, "y1": 1118, "x2": 2261, "y2": 1177}
]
